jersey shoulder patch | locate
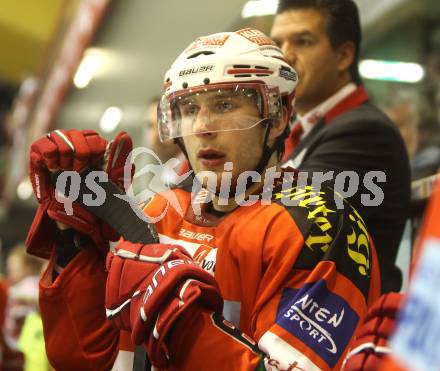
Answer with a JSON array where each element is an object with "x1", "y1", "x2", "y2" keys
[{"x1": 273, "y1": 183, "x2": 372, "y2": 301}]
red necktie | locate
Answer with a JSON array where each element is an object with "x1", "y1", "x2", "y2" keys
[{"x1": 282, "y1": 122, "x2": 303, "y2": 162}]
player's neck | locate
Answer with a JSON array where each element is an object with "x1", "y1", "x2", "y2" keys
[{"x1": 212, "y1": 155, "x2": 281, "y2": 213}]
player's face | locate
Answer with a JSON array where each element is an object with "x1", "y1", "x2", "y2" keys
[
  {"x1": 177, "y1": 88, "x2": 263, "y2": 137},
  {"x1": 271, "y1": 8, "x2": 342, "y2": 114},
  {"x1": 182, "y1": 90, "x2": 265, "y2": 188}
]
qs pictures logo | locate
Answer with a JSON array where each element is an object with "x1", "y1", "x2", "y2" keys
[{"x1": 120, "y1": 147, "x2": 193, "y2": 223}]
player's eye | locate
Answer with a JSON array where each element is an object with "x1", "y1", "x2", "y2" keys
[
  {"x1": 295, "y1": 37, "x2": 313, "y2": 47},
  {"x1": 181, "y1": 103, "x2": 199, "y2": 116},
  {"x1": 215, "y1": 101, "x2": 234, "y2": 112}
]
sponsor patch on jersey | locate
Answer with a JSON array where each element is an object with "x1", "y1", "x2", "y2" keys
[
  {"x1": 391, "y1": 238, "x2": 440, "y2": 371},
  {"x1": 179, "y1": 228, "x2": 214, "y2": 243},
  {"x1": 158, "y1": 233, "x2": 217, "y2": 275},
  {"x1": 259, "y1": 331, "x2": 321, "y2": 371},
  {"x1": 199, "y1": 247, "x2": 217, "y2": 274},
  {"x1": 276, "y1": 280, "x2": 359, "y2": 368}
]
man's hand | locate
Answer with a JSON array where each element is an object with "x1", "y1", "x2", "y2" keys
[
  {"x1": 105, "y1": 241, "x2": 223, "y2": 369},
  {"x1": 25, "y1": 129, "x2": 133, "y2": 259}
]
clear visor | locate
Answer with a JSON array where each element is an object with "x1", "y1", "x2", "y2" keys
[{"x1": 158, "y1": 83, "x2": 282, "y2": 142}]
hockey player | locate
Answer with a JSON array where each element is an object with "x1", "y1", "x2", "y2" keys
[{"x1": 26, "y1": 29, "x2": 380, "y2": 370}]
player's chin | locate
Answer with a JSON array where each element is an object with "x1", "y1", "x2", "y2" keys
[{"x1": 194, "y1": 167, "x2": 220, "y2": 184}]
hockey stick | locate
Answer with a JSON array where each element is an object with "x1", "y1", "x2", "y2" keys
[{"x1": 54, "y1": 170, "x2": 158, "y2": 244}]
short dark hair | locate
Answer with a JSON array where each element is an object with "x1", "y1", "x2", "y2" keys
[{"x1": 277, "y1": 0, "x2": 362, "y2": 84}]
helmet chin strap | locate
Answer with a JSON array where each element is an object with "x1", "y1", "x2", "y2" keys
[{"x1": 254, "y1": 118, "x2": 276, "y2": 175}]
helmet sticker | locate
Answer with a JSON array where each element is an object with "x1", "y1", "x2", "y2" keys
[
  {"x1": 236, "y1": 28, "x2": 276, "y2": 47},
  {"x1": 185, "y1": 34, "x2": 230, "y2": 52},
  {"x1": 159, "y1": 28, "x2": 298, "y2": 142},
  {"x1": 279, "y1": 66, "x2": 297, "y2": 82},
  {"x1": 178, "y1": 65, "x2": 215, "y2": 77}
]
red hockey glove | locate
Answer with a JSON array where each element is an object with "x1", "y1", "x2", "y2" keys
[
  {"x1": 105, "y1": 241, "x2": 191, "y2": 331},
  {"x1": 143, "y1": 279, "x2": 222, "y2": 369},
  {"x1": 25, "y1": 130, "x2": 133, "y2": 258},
  {"x1": 105, "y1": 241, "x2": 223, "y2": 369},
  {"x1": 104, "y1": 131, "x2": 135, "y2": 190},
  {"x1": 343, "y1": 292, "x2": 403, "y2": 371}
]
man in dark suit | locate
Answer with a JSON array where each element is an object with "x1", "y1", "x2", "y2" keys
[{"x1": 271, "y1": 0, "x2": 411, "y2": 293}]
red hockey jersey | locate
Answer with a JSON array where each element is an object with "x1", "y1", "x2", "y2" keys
[{"x1": 39, "y1": 179, "x2": 380, "y2": 370}]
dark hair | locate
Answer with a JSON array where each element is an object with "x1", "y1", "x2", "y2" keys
[{"x1": 277, "y1": 0, "x2": 362, "y2": 84}]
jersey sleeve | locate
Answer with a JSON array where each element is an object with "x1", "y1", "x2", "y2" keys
[
  {"x1": 39, "y1": 249, "x2": 119, "y2": 371},
  {"x1": 253, "y1": 197, "x2": 381, "y2": 370},
  {"x1": 296, "y1": 115, "x2": 410, "y2": 294},
  {"x1": 164, "y1": 196, "x2": 381, "y2": 370}
]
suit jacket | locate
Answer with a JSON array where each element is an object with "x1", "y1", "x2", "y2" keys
[{"x1": 283, "y1": 86, "x2": 411, "y2": 293}]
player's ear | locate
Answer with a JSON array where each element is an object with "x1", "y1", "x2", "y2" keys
[{"x1": 336, "y1": 41, "x2": 355, "y2": 73}]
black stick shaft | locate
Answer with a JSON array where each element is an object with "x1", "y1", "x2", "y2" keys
[{"x1": 54, "y1": 171, "x2": 158, "y2": 244}]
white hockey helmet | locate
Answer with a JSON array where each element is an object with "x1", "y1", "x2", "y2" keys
[{"x1": 158, "y1": 28, "x2": 297, "y2": 142}]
